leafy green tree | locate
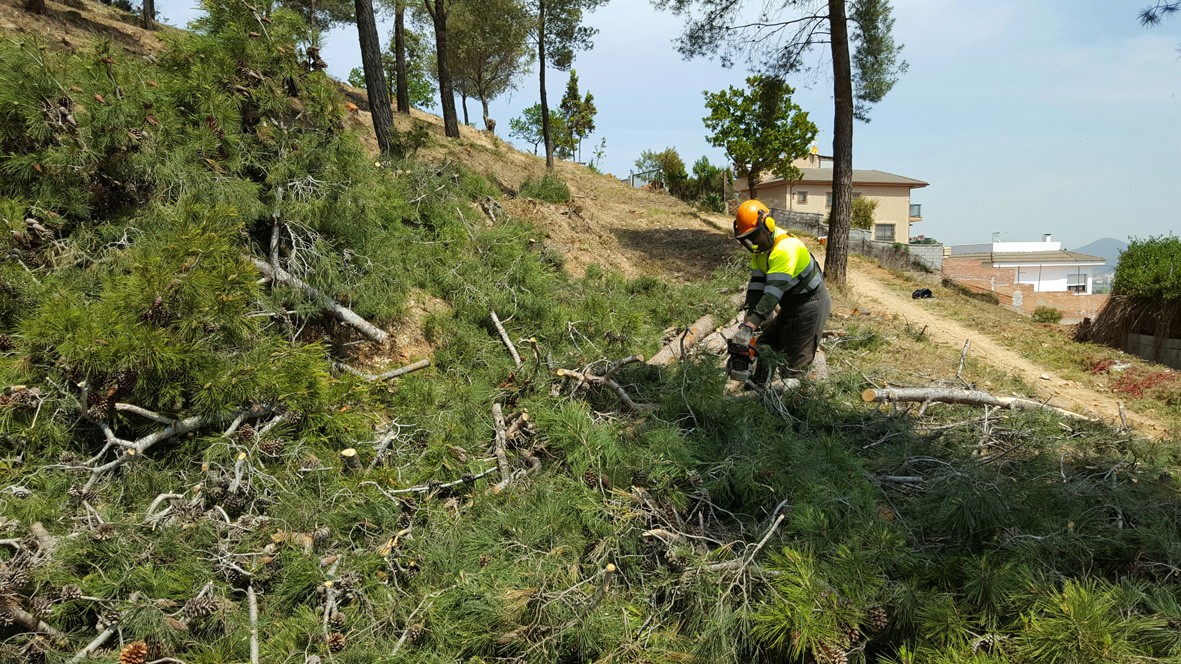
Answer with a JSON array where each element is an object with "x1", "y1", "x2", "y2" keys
[
  {"x1": 348, "y1": 27, "x2": 437, "y2": 111},
  {"x1": 509, "y1": 103, "x2": 569, "y2": 155},
  {"x1": 447, "y1": 0, "x2": 534, "y2": 132},
  {"x1": 702, "y1": 75, "x2": 817, "y2": 198},
  {"x1": 635, "y1": 147, "x2": 688, "y2": 195},
  {"x1": 1112, "y1": 235, "x2": 1181, "y2": 301},
  {"x1": 385, "y1": 24, "x2": 438, "y2": 109},
  {"x1": 525, "y1": 0, "x2": 609, "y2": 168},
  {"x1": 826, "y1": 196, "x2": 876, "y2": 230},
  {"x1": 559, "y1": 70, "x2": 597, "y2": 161},
  {"x1": 656, "y1": 0, "x2": 908, "y2": 287}
]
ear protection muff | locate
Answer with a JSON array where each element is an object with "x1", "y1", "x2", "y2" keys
[{"x1": 757, "y1": 208, "x2": 777, "y2": 233}]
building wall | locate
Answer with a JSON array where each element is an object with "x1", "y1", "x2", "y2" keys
[
  {"x1": 944, "y1": 257, "x2": 1096, "y2": 294},
  {"x1": 943, "y1": 256, "x2": 1108, "y2": 322},
  {"x1": 752, "y1": 181, "x2": 915, "y2": 243}
]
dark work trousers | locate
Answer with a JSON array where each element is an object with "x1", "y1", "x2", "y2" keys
[{"x1": 757, "y1": 281, "x2": 832, "y2": 378}]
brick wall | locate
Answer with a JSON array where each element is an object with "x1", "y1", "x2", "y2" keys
[{"x1": 942, "y1": 256, "x2": 1108, "y2": 322}]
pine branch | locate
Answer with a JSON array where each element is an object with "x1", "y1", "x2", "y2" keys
[{"x1": 252, "y1": 257, "x2": 389, "y2": 344}]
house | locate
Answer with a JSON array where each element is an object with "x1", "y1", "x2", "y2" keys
[
  {"x1": 735, "y1": 152, "x2": 928, "y2": 243},
  {"x1": 942, "y1": 234, "x2": 1109, "y2": 322}
]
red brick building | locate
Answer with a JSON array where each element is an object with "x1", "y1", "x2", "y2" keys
[{"x1": 943, "y1": 236, "x2": 1108, "y2": 323}]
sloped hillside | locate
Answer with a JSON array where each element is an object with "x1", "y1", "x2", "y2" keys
[{"x1": 2, "y1": 4, "x2": 1181, "y2": 664}]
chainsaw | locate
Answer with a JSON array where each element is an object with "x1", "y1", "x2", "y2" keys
[{"x1": 726, "y1": 334, "x2": 760, "y2": 383}]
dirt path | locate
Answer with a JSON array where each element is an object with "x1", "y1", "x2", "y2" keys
[{"x1": 842, "y1": 261, "x2": 1170, "y2": 438}]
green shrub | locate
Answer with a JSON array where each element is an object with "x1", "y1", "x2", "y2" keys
[
  {"x1": 1112, "y1": 235, "x2": 1181, "y2": 301},
  {"x1": 519, "y1": 174, "x2": 571, "y2": 203},
  {"x1": 1032, "y1": 306, "x2": 1063, "y2": 324}
]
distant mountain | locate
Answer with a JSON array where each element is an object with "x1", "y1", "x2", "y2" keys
[{"x1": 1072, "y1": 237, "x2": 1128, "y2": 273}]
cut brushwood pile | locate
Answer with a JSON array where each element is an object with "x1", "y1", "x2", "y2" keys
[{"x1": 1, "y1": 6, "x2": 1180, "y2": 664}]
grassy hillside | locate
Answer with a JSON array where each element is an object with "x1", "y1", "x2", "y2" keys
[{"x1": 1, "y1": 3, "x2": 1180, "y2": 664}]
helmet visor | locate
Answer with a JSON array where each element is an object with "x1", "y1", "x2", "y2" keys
[{"x1": 736, "y1": 227, "x2": 760, "y2": 253}]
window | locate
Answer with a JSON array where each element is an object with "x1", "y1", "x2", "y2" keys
[
  {"x1": 796, "y1": 191, "x2": 808, "y2": 204},
  {"x1": 874, "y1": 223, "x2": 896, "y2": 242},
  {"x1": 1067, "y1": 272, "x2": 1087, "y2": 293},
  {"x1": 825, "y1": 192, "x2": 832, "y2": 208}
]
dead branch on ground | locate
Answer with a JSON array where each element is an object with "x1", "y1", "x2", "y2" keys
[
  {"x1": 252, "y1": 257, "x2": 389, "y2": 344},
  {"x1": 556, "y1": 360, "x2": 655, "y2": 414},
  {"x1": 335, "y1": 358, "x2": 431, "y2": 382},
  {"x1": 490, "y1": 310, "x2": 522, "y2": 367},
  {"x1": 863, "y1": 387, "x2": 1095, "y2": 421}
]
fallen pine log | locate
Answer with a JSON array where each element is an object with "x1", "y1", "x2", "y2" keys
[{"x1": 862, "y1": 387, "x2": 1095, "y2": 420}]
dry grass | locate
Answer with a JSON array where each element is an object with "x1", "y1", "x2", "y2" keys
[{"x1": 0, "y1": 0, "x2": 169, "y2": 54}]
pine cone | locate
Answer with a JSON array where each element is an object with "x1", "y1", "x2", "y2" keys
[
  {"x1": 180, "y1": 593, "x2": 218, "y2": 622},
  {"x1": 59, "y1": 584, "x2": 83, "y2": 602},
  {"x1": 0, "y1": 334, "x2": 13, "y2": 351},
  {"x1": 865, "y1": 605, "x2": 888, "y2": 631},
  {"x1": 312, "y1": 526, "x2": 331, "y2": 543},
  {"x1": 119, "y1": 641, "x2": 148, "y2": 664},
  {"x1": 583, "y1": 469, "x2": 598, "y2": 488},
  {"x1": 478, "y1": 554, "x2": 490, "y2": 568},
  {"x1": 259, "y1": 438, "x2": 285, "y2": 456},
  {"x1": 329, "y1": 610, "x2": 345, "y2": 629},
  {"x1": 236, "y1": 424, "x2": 256, "y2": 443},
  {"x1": 31, "y1": 597, "x2": 52, "y2": 619},
  {"x1": 406, "y1": 623, "x2": 425, "y2": 645},
  {"x1": 815, "y1": 642, "x2": 848, "y2": 664},
  {"x1": 326, "y1": 631, "x2": 346, "y2": 653},
  {"x1": 222, "y1": 490, "x2": 250, "y2": 516},
  {"x1": 840, "y1": 623, "x2": 862, "y2": 645},
  {"x1": 335, "y1": 572, "x2": 360, "y2": 604},
  {"x1": 96, "y1": 608, "x2": 121, "y2": 631}
]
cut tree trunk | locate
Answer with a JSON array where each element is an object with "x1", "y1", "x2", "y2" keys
[
  {"x1": 142, "y1": 0, "x2": 154, "y2": 28},
  {"x1": 647, "y1": 315, "x2": 718, "y2": 366}
]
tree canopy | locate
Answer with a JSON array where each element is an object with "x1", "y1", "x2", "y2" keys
[
  {"x1": 447, "y1": 0, "x2": 534, "y2": 132},
  {"x1": 702, "y1": 75, "x2": 817, "y2": 197},
  {"x1": 509, "y1": 103, "x2": 570, "y2": 155}
]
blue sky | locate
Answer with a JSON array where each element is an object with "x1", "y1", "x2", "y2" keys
[{"x1": 159, "y1": 1, "x2": 1179, "y2": 247}]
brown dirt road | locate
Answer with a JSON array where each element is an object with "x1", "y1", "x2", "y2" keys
[{"x1": 842, "y1": 260, "x2": 1170, "y2": 438}]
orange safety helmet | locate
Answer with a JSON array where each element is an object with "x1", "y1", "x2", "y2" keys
[{"x1": 734, "y1": 199, "x2": 776, "y2": 251}]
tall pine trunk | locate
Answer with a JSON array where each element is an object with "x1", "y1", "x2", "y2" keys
[
  {"x1": 538, "y1": 0, "x2": 554, "y2": 169},
  {"x1": 394, "y1": 1, "x2": 410, "y2": 113},
  {"x1": 825, "y1": 0, "x2": 853, "y2": 288},
  {"x1": 355, "y1": 0, "x2": 394, "y2": 155},
  {"x1": 460, "y1": 94, "x2": 470, "y2": 125},
  {"x1": 24, "y1": 0, "x2": 46, "y2": 14},
  {"x1": 481, "y1": 97, "x2": 493, "y2": 132},
  {"x1": 428, "y1": 0, "x2": 460, "y2": 138},
  {"x1": 143, "y1": 0, "x2": 155, "y2": 28}
]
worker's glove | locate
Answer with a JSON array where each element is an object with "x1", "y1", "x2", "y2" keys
[{"x1": 732, "y1": 321, "x2": 757, "y2": 348}]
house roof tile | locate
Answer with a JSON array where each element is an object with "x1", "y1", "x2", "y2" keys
[
  {"x1": 957, "y1": 250, "x2": 1107, "y2": 265},
  {"x1": 756, "y1": 168, "x2": 929, "y2": 188}
]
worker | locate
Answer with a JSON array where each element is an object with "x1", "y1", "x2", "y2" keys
[{"x1": 731, "y1": 199, "x2": 831, "y2": 382}]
